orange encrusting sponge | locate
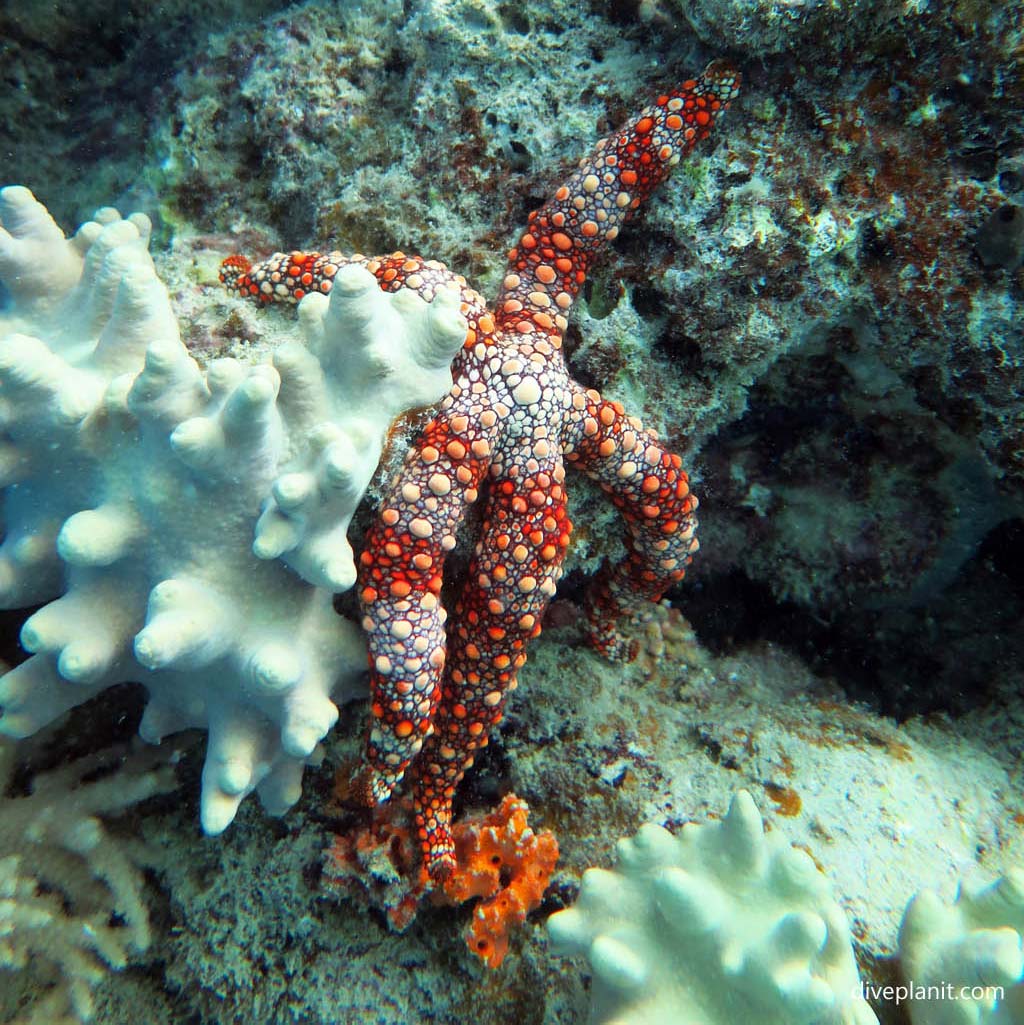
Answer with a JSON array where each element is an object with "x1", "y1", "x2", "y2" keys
[{"x1": 443, "y1": 794, "x2": 559, "y2": 968}]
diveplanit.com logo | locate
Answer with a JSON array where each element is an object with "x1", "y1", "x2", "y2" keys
[{"x1": 858, "y1": 981, "x2": 1006, "y2": 1006}]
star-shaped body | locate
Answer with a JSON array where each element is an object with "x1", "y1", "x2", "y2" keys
[{"x1": 223, "y1": 61, "x2": 740, "y2": 879}]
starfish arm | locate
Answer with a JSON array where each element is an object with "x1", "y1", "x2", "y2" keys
[
  {"x1": 409, "y1": 447, "x2": 572, "y2": 879},
  {"x1": 497, "y1": 61, "x2": 740, "y2": 332},
  {"x1": 354, "y1": 391, "x2": 496, "y2": 804},
  {"x1": 565, "y1": 386, "x2": 698, "y2": 659},
  {"x1": 220, "y1": 250, "x2": 352, "y2": 303},
  {"x1": 221, "y1": 249, "x2": 485, "y2": 311}
]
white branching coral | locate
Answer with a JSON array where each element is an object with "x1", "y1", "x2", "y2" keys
[
  {"x1": 0, "y1": 185, "x2": 468, "y2": 832},
  {"x1": 0, "y1": 739, "x2": 177, "y2": 1024},
  {"x1": 547, "y1": 790, "x2": 877, "y2": 1025},
  {"x1": 898, "y1": 871, "x2": 1024, "y2": 1025}
]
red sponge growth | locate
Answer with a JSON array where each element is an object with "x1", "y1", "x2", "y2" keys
[
  {"x1": 324, "y1": 791, "x2": 558, "y2": 968},
  {"x1": 443, "y1": 793, "x2": 559, "y2": 968}
]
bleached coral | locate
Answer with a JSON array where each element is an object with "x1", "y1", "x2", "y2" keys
[
  {"x1": 0, "y1": 185, "x2": 467, "y2": 831},
  {"x1": 0, "y1": 739, "x2": 177, "y2": 1023},
  {"x1": 899, "y1": 871, "x2": 1024, "y2": 1025},
  {"x1": 547, "y1": 790, "x2": 877, "y2": 1025}
]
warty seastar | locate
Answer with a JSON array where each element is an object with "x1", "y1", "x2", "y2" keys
[{"x1": 221, "y1": 61, "x2": 740, "y2": 879}]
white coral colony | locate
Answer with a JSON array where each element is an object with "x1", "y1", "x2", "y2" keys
[
  {"x1": 547, "y1": 790, "x2": 878, "y2": 1025},
  {"x1": 899, "y1": 870, "x2": 1024, "y2": 1025},
  {"x1": 0, "y1": 186, "x2": 468, "y2": 832}
]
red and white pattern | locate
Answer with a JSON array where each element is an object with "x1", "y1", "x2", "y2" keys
[{"x1": 223, "y1": 62, "x2": 740, "y2": 880}]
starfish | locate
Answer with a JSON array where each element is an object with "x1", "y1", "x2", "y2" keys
[{"x1": 222, "y1": 62, "x2": 740, "y2": 879}]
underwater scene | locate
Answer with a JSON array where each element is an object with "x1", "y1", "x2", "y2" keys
[{"x1": 1, "y1": 0, "x2": 1022, "y2": 1022}]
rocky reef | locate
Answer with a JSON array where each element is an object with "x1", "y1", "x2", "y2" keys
[{"x1": 1, "y1": 0, "x2": 1023, "y2": 1023}]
